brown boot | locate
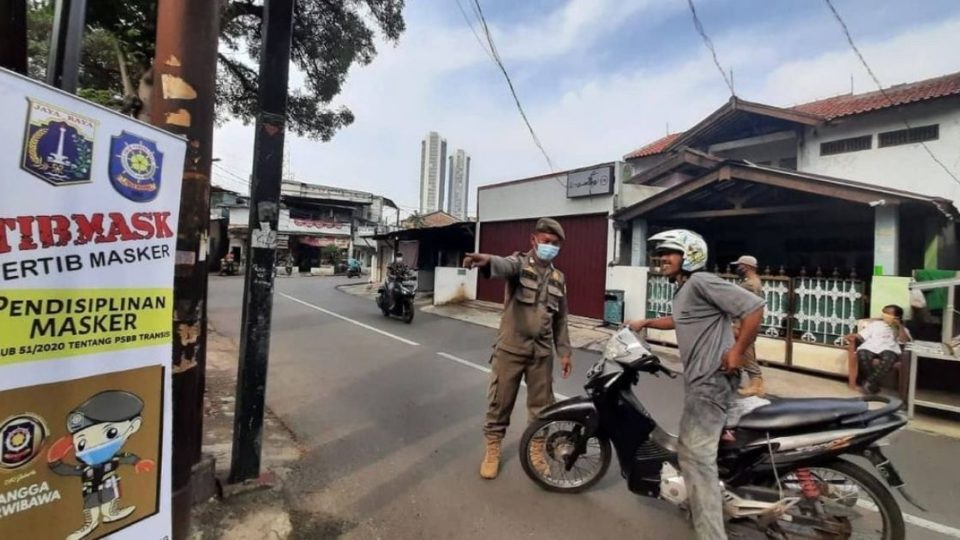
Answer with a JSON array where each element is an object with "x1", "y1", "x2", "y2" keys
[
  {"x1": 738, "y1": 377, "x2": 765, "y2": 397},
  {"x1": 529, "y1": 436, "x2": 551, "y2": 477},
  {"x1": 480, "y1": 437, "x2": 502, "y2": 479}
]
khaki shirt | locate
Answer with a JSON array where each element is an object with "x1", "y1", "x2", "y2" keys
[
  {"x1": 733, "y1": 275, "x2": 764, "y2": 329},
  {"x1": 484, "y1": 251, "x2": 572, "y2": 358},
  {"x1": 740, "y1": 275, "x2": 763, "y2": 297}
]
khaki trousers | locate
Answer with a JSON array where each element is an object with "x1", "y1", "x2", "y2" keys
[{"x1": 483, "y1": 348, "x2": 555, "y2": 439}]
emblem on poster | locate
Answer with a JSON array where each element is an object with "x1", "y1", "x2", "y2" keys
[
  {"x1": 21, "y1": 99, "x2": 97, "y2": 186},
  {"x1": 109, "y1": 131, "x2": 163, "y2": 202},
  {"x1": 0, "y1": 413, "x2": 48, "y2": 470}
]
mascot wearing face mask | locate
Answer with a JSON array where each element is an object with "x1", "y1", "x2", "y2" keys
[{"x1": 47, "y1": 390, "x2": 156, "y2": 540}]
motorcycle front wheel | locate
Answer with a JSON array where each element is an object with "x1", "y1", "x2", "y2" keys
[
  {"x1": 520, "y1": 418, "x2": 611, "y2": 493},
  {"x1": 402, "y1": 301, "x2": 415, "y2": 323},
  {"x1": 763, "y1": 459, "x2": 905, "y2": 540}
]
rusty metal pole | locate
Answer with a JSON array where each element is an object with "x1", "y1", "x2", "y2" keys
[
  {"x1": 229, "y1": 0, "x2": 296, "y2": 483},
  {"x1": 150, "y1": 1, "x2": 220, "y2": 537},
  {"x1": 0, "y1": 0, "x2": 28, "y2": 74}
]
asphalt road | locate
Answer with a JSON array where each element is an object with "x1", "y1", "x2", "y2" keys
[{"x1": 208, "y1": 276, "x2": 960, "y2": 539}]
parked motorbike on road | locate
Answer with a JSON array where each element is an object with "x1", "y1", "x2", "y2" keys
[
  {"x1": 347, "y1": 259, "x2": 362, "y2": 278},
  {"x1": 519, "y1": 328, "x2": 921, "y2": 539},
  {"x1": 219, "y1": 256, "x2": 238, "y2": 276},
  {"x1": 376, "y1": 270, "x2": 416, "y2": 323}
]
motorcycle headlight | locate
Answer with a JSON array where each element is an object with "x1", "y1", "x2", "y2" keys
[{"x1": 586, "y1": 359, "x2": 605, "y2": 379}]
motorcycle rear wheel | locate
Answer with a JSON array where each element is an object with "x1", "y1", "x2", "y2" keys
[
  {"x1": 764, "y1": 459, "x2": 905, "y2": 540},
  {"x1": 520, "y1": 418, "x2": 611, "y2": 493}
]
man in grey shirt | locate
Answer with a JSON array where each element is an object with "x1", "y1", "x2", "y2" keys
[{"x1": 626, "y1": 229, "x2": 764, "y2": 539}]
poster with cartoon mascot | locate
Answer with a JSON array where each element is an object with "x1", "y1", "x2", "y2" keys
[{"x1": 0, "y1": 68, "x2": 183, "y2": 540}]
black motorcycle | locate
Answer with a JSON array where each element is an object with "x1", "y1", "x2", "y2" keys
[
  {"x1": 376, "y1": 271, "x2": 416, "y2": 323},
  {"x1": 219, "y1": 257, "x2": 238, "y2": 276},
  {"x1": 519, "y1": 328, "x2": 920, "y2": 539}
]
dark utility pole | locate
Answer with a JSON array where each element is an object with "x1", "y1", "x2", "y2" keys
[
  {"x1": 46, "y1": 0, "x2": 86, "y2": 92},
  {"x1": 0, "y1": 0, "x2": 28, "y2": 74},
  {"x1": 230, "y1": 0, "x2": 296, "y2": 484},
  {"x1": 150, "y1": 1, "x2": 220, "y2": 537}
]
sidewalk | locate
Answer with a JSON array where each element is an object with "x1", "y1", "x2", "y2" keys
[
  {"x1": 337, "y1": 285, "x2": 960, "y2": 440},
  {"x1": 188, "y1": 327, "x2": 320, "y2": 539}
]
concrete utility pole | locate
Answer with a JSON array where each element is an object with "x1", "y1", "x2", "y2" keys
[
  {"x1": 230, "y1": 0, "x2": 296, "y2": 483},
  {"x1": 0, "y1": 1, "x2": 28, "y2": 74},
  {"x1": 46, "y1": 0, "x2": 86, "y2": 92},
  {"x1": 150, "y1": 1, "x2": 220, "y2": 537}
]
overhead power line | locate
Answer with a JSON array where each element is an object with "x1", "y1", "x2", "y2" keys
[
  {"x1": 454, "y1": 0, "x2": 494, "y2": 62},
  {"x1": 686, "y1": 0, "x2": 735, "y2": 96},
  {"x1": 470, "y1": 0, "x2": 561, "y2": 183},
  {"x1": 823, "y1": 0, "x2": 960, "y2": 187}
]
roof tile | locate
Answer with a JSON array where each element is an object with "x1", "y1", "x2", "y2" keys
[
  {"x1": 625, "y1": 71, "x2": 960, "y2": 159},
  {"x1": 623, "y1": 132, "x2": 683, "y2": 159}
]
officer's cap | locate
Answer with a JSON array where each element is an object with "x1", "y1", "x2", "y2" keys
[
  {"x1": 535, "y1": 218, "x2": 565, "y2": 241},
  {"x1": 67, "y1": 390, "x2": 144, "y2": 434}
]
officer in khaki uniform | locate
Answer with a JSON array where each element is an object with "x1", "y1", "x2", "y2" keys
[
  {"x1": 732, "y1": 255, "x2": 765, "y2": 396},
  {"x1": 463, "y1": 218, "x2": 572, "y2": 480}
]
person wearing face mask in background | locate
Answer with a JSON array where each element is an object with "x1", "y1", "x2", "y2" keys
[
  {"x1": 463, "y1": 218, "x2": 572, "y2": 480},
  {"x1": 845, "y1": 304, "x2": 911, "y2": 394},
  {"x1": 731, "y1": 255, "x2": 765, "y2": 397}
]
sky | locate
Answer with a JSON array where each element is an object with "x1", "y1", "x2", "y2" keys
[{"x1": 211, "y1": 0, "x2": 960, "y2": 218}]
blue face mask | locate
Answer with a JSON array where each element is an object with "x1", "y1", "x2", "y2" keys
[
  {"x1": 76, "y1": 437, "x2": 126, "y2": 466},
  {"x1": 536, "y1": 243, "x2": 560, "y2": 261}
]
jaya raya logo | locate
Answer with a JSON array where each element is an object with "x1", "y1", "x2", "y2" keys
[
  {"x1": 21, "y1": 99, "x2": 97, "y2": 186},
  {"x1": 109, "y1": 131, "x2": 163, "y2": 202},
  {"x1": 0, "y1": 413, "x2": 48, "y2": 471}
]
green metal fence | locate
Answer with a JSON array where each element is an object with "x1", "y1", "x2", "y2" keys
[{"x1": 645, "y1": 270, "x2": 866, "y2": 353}]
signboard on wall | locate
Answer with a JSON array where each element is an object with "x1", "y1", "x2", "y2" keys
[
  {"x1": 566, "y1": 165, "x2": 614, "y2": 198},
  {"x1": 0, "y1": 69, "x2": 184, "y2": 540}
]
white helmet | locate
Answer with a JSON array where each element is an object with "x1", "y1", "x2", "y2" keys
[{"x1": 649, "y1": 229, "x2": 708, "y2": 273}]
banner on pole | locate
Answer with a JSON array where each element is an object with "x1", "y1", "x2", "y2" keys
[{"x1": 0, "y1": 69, "x2": 183, "y2": 540}]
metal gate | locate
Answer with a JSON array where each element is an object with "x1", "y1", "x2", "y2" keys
[
  {"x1": 646, "y1": 269, "x2": 866, "y2": 363},
  {"x1": 478, "y1": 214, "x2": 608, "y2": 319}
]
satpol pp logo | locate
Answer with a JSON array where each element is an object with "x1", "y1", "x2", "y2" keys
[
  {"x1": 109, "y1": 131, "x2": 164, "y2": 202},
  {"x1": 0, "y1": 413, "x2": 48, "y2": 471}
]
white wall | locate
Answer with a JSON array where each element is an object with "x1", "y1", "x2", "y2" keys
[
  {"x1": 434, "y1": 267, "x2": 478, "y2": 305},
  {"x1": 605, "y1": 266, "x2": 649, "y2": 322},
  {"x1": 799, "y1": 100, "x2": 960, "y2": 204},
  {"x1": 478, "y1": 173, "x2": 614, "y2": 222}
]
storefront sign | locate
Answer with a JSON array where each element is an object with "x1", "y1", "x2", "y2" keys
[
  {"x1": 566, "y1": 165, "x2": 613, "y2": 198},
  {"x1": 297, "y1": 236, "x2": 350, "y2": 248},
  {"x1": 0, "y1": 69, "x2": 183, "y2": 540}
]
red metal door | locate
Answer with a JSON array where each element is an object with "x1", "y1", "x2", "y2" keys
[{"x1": 477, "y1": 214, "x2": 608, "y2": 319}]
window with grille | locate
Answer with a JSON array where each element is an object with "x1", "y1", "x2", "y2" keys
[
  {"x1": 820, "y1": 135, "x2": 872, "y2": 156},
  {"x1": 878, "y1": 124, "x2": 939, "y2": 148}
]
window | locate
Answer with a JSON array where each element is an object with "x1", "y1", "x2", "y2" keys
[
  {"x1": 820, "y1": 135, "x2": 872, "y2": 156},
  {"x1": 878, "y1": 124, "x2": 939, "y2": 148}
]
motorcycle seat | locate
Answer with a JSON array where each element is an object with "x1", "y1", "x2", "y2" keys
[{"x1": 737, "y1": 397, "x2": 869, "y2": 431}]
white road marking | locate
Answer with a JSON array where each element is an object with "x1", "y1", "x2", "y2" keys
[
  {"x1": 902, "y1": 513, "x2": 960, "y2": 538},
  {"x1": 858, "y1": 500, "x2": 960, "y2": 537},
  {"x1": 436, "y1": 352, "x2": 570, "y2": 400},
  {"x1": 285, "y1": 292, "x2": 959, "y2": 537},
  {"x1": 280, "y1": 293, "x2": 420, "y2": 346}
]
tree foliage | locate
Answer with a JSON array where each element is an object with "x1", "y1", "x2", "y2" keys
[{"x1": 26, "y1": 0, "x2": 405, "y2": 140}]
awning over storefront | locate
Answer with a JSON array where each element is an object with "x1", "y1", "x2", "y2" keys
[{"x1": 615, "y1": 160, "x2": 958, "y2": 223}]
